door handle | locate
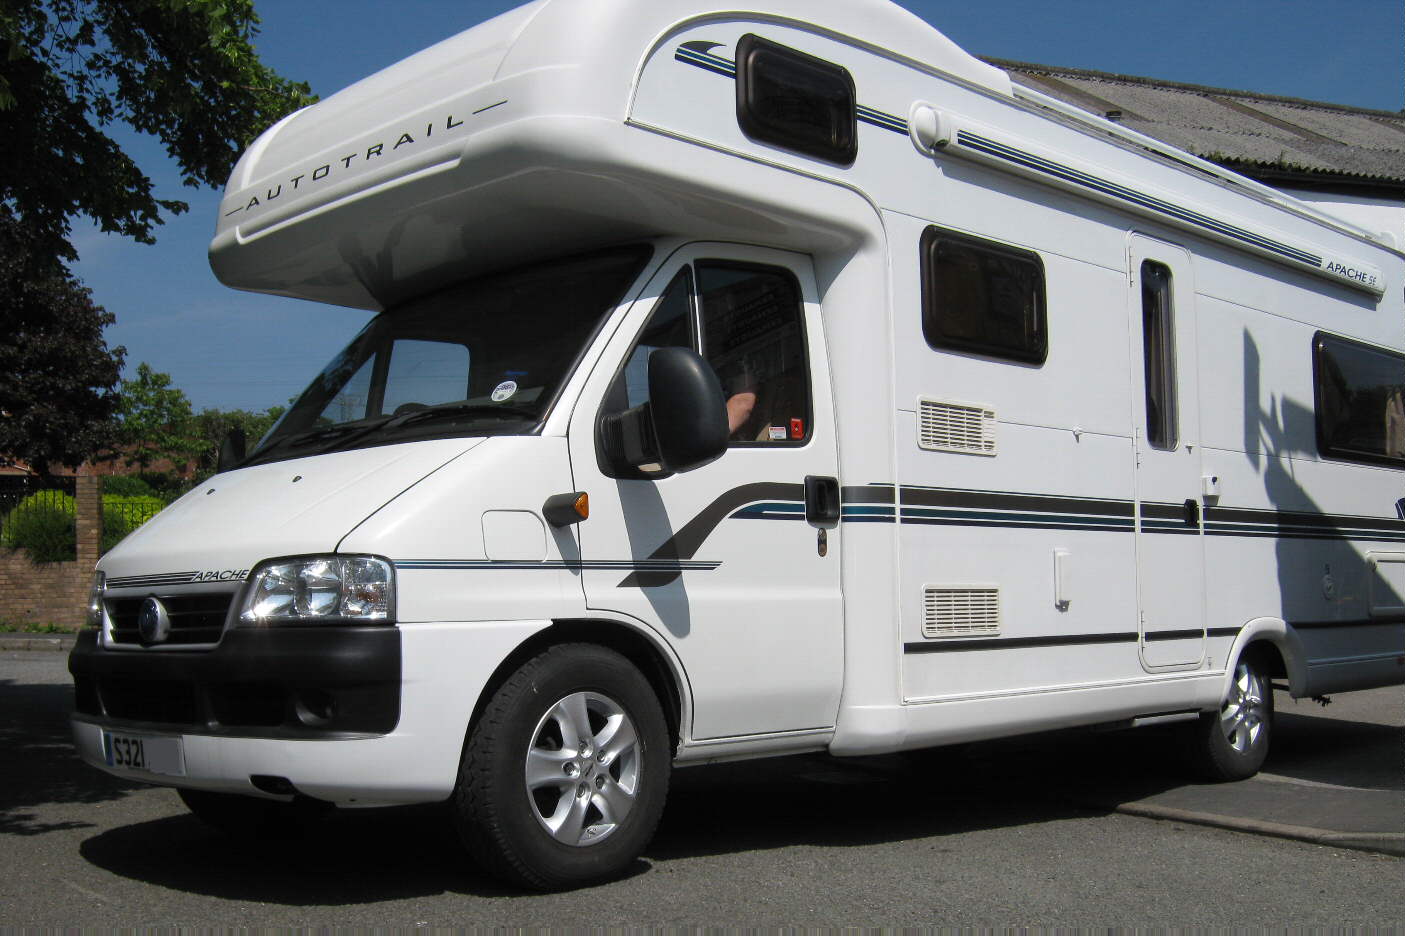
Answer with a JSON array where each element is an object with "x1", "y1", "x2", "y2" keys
[
  {"x1": 805, "y1": 475, "x2": 841, "y2": 526},
  {"x1": 1183, "y1": 498, "x2": 1200, "y2": 527}
]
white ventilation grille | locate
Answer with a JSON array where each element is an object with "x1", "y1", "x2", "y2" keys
[
  {"x1": 923, "y1": 587, "x2": 1000, "y2": 638},
  {"x1": 918, "y1": 398, "x2": 997, "y2": 456}
]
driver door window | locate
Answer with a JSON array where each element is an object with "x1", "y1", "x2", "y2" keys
[{"x1": 610, "y1": 260, "x2": 811, "y2": 445}]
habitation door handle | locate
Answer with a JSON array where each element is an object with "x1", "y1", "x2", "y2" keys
[{"x1": 1183, "y1": 498, "x2": 1200, "y2": 527}]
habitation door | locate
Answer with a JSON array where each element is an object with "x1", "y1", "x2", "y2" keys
[
  {"x1": 567, "y1": 244, "x2": 844, "y2": 741},
  {"x1": 1128, "y1": 235, "x2": 1207, "y2": 668}
]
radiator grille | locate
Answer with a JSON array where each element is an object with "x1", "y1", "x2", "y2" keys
[
  {"x1": 918, "y1": 399, "x2": 996, "y2": 456},
  {"x1": 107, "y1": 593, "x2": 234, "y2": 647},
  {"x1": 923, "y1": 587, "x2": 1000, "y2": 638}
]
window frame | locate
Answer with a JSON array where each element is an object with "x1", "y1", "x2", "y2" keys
[
  {"x1": 1312, "y1": 330, "x2": 1405, "y2": 469},
  {"x1": 1140, "y1": 260, "x2": 1179, "y2": 451},
  {"x1": 919, "y1": 225, "x2": 1049, "y2": 365},
  {"x1": 735, "y1": 33, "x2": 858, "y2": 167}
]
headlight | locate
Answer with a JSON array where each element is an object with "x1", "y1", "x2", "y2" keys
[
  {"x1": 239, "y1": 555, "x2": 395, "y2": 625},
  {"x1": 86, "y1": 572, "x2": 105, "y2": 629}
]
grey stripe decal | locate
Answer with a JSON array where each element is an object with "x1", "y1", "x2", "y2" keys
[
  {"x1": 955, "y1": 130, "x2": 1322, "y2": 268},
  {"x1": 840, "y1": 485, "x2": 1405, "y2": 543},
  {"x1": 396, "y1": 559, "x2": 720, "y2": 572}
]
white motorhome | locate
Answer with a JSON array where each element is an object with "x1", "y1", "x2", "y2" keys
[{"x1": 71, "y1": 0, "x2": 1405, "y2": 888}]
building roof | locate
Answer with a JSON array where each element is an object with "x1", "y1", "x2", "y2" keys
[{"x1": 989, "y1": 59, "x2": 1405, "y2": 196}]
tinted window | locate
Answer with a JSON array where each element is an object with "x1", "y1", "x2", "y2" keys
[
  {"x1": 1141, "y1": 261, "x2": 1178, "y2": 450},
  {"x1": 621, "y1": 268, "x2": 696, "y2": 409},
  {"x1": 1314, "y1": 331, "x2": 1405, "y2": 467},
  {"x1": 736, "y1": 33, "x2": 857, "y2": 166},
  {"x1": 248, "y1": 248, "x2": 649, "y2": 465},
  {"x1": 921, "y1": 226, "x2": 1047, "y2": 365},
  {"x1": 607, "y1": 261, "x2": 811, "y2": 446},
  {"x1": 698, "y1": 263, "x2": 810, "y2": 444}
]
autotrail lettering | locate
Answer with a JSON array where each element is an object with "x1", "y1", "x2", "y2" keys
[{"x1": 224, "y1": 112, "x2": 470, "y2": 217}]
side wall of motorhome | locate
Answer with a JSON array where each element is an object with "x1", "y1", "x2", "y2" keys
[{"x1": 628, "y1": 8, "x2": 1405, "y2": 746}]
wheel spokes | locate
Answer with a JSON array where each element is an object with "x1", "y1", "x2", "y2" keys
[
  {"x1": 595, "y1": 713, "x2": 638, "y2": 766},
  {"x1": 592, "y1": 775, "x2": 635, "y2": 825},
  {"x1": 525, "y1": 690, "x2": 643, "y2": 847},
  {"x1": 525, "y1": 746, "x2": 575, "y2": 790}
]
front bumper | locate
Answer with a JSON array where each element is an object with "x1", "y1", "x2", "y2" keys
[{"x1": 68, "y1": 619, "x2": 551, "y2": 805}]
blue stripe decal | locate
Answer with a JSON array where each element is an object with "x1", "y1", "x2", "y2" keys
[
  {"x1": 675, "y1": 47, "x2": 737, "y2": 78},
  {"x1": 857, "y1": 106, "x2": 909, "y2": 135},
  {"x1": 955, "y1": 130, "x2": 1322, "y2": 267},
  {"x1": 731, "y1": 501, "x2": 807, "y2": 520}
]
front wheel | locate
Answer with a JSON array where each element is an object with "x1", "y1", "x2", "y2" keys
[
  {"x1": 1183, "y1": 652, "x2": 1274, "y2": 782},
  {"x1": 453, "y1": 643, "x2": 671, "y2": 889}
]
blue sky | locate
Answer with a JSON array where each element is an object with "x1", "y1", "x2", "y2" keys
[{"x1": 72, "y1": 0, "x2": 1404, "y2": 413}]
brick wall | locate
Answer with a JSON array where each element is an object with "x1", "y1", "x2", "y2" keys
[{"x1": 0, "y1": 475, "x2": 102, "y2": 628}]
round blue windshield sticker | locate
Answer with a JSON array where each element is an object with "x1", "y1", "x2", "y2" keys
[{"x1": 491, "y1": 380, "x2": 518, "y2": 402}]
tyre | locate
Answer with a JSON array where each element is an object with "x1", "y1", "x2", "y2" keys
[
  {"x1": 453, "y1": 643, "x2": 671, "y2": 890},
  {"x1": 178, "y1": 788, "x2": 330, "y2": 839},
  {"x1": 1183, "y1": 651, "x2": 1274, "y2": 782}
]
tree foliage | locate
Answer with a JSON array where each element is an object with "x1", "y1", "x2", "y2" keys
[
  {"x1": 0, "y1": 207, "x2": 124, "y2": 474},
  {"x1": 113, "y1": 362, "x2": 285, "y2": 479},
  {"x1": 114, "y1": 361, "x2": 201, "y2": 471},
  {"x1": 0, "y1": 0, "x2": 315, "y2": 261}
]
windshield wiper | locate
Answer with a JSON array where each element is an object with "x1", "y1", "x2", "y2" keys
[
  {"x1": 316, "y1": 402, "x2": 541, "y2": 453},
  {"x1": 244, "y1": 417, "x2": 397, "y2": 465}
]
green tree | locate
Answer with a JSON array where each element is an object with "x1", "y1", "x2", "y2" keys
[
  {"x1": 115, "y1": 362, "x2": 202, "y2": 472},
  {"x1": 0, "y1": 208, "x2": 124, "y2": 475},
  {"x1": 0, "y1": 0, "x2": 315, "y2": 262}
]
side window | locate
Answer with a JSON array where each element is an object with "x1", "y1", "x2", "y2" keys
[
  {"x1": 381, "y1": 339, "x2": 471, "y2": 415},
  {"x1": 319, "y1": 353, "x2": 376, "y2": 425},
  {"x1": 620, "y1": 268, "x2": 696, "y2": 409},
  {"x1": 920, "y1": 226, "x2": 1047, "y2": 365},
  {"x1": 1314, "y1": 331, "x2": 1405, "y2": 467},
  {"x1": 1141, "y1": 261, "x2": 1178, "y2": 450},
  {"x1": 735, "y1": 33, "x2": 857, "y2": 166},
  {"x1": 698, "y1": 262, "x2": 810, "y2": 444}
]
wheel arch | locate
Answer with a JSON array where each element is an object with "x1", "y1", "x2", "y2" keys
[
  {"x1": 464, "y1": 616, "x2": 691, "y2": 754},
  {"x1": 1221, "y1": 617, "x2": 1307, "y2": 700}
]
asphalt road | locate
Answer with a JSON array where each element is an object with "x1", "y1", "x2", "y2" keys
[{"x1": 2, "y1": 651, "x2": 1401, "y2": 926}]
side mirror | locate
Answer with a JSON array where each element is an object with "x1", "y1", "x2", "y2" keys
[
  {"x1": 600, "y1": 347, "x2": 728, "y2": 475},
  {"x1": 216, "y1": 427, "x2": 247, "y2": 473}
]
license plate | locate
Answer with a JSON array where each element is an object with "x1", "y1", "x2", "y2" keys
[{"x1": 101, "y1": 730, "x2": 186, "y2": 777}]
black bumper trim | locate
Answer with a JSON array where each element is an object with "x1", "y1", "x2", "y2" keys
[{"x1": 68, "y1": 626, "x2": 401, "y2": 738}]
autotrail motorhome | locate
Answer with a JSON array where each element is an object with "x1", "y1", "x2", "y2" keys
[{"x1": 70, "y1": 0, "x2": 1405, "y2": 888}]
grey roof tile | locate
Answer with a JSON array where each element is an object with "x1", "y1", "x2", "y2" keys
[{"x1": 990, "y1": 60, "x2": 1405, "y2": 187}]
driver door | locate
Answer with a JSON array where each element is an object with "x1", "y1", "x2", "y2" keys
[{"x1": 567, "y1": 244, "x2": 843, "y2": 742}]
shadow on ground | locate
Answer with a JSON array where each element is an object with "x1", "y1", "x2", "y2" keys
[
  {"x1": 0, "y1": 679, "x2": 144, "y2": 836},
  {"x1": 35, "y1": 680, "x2": 1400, "y2": 900}
]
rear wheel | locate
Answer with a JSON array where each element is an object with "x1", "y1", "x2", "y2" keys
[
  {"x1": 453, "y1": 643, "x2": 671, "y2": 889},
  {"x1": 1184, "y1": 652, "x2": 1273, "y2": 782}
]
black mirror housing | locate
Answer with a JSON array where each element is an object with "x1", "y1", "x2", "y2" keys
[
  {"x1": 648, "y1": 347, "x2": 728, "y2": 473},
  {"x1": 216, "y1": 427, "x2": 247, "y2": 473},
  {"x1": 599, "y1": 347, "x2": 728, "y2": 476}
]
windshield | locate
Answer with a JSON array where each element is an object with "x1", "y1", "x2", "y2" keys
[{"x1": 244, "y1": 247, "x2": 650, "y2": 466}]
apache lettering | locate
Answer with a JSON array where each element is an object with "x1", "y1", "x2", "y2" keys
[
  {"x1": 189, "y1": 569, "x2": 250, "y2": 583},
  {"x1": 1324, "y1": 261, "x2": 1376, "y2": 286},
  {"x1": 223, "y1": 107, "x2": 489, "y2": 217}
]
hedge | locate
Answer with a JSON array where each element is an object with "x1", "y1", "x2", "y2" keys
[{"x1": 0, "y1": 491, "x2": 167, "y2": 562}]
